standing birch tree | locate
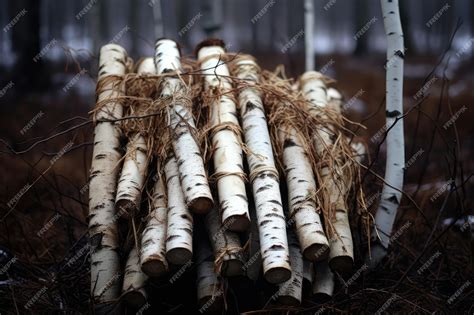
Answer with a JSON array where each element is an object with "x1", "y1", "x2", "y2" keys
[{"x1": 369, "y1": 0, "x2": 405, "y2": 266}]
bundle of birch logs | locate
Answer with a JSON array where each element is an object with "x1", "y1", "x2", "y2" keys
[{"x1": 89, "y1": 38, "x2": 367, "y2": 313}]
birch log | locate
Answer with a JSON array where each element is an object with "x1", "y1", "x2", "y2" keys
[
  {"x1": 165, "y1": 153, "x2": 193, "y2": 265},
  {"x1": 327, "y1": 87, "x2": 343, "y2": 113},
  {"x1": 197, "y1": 41, "x2": 250, "y2": 232},
  {"x1": 196, "y1": 231, "x2": 224, "y2": 312},
  {"x1": 204, "y1": 208, "x2": 244, "y2": 277},
  {"x1": 370, "y1": 0, "x2": 405, "y2": 266},
  {"x1": 279, "y1": 127, "x2": 329, "y2": 262},
  {"x1": 312, "y1": 260, "x2": 334, "y2": 299},
  {"x1": 244, "y1": 202, "x2": 262, "y2": 282},
  {"x1": 300, "y1": 71, "x2": 354, "y2": 274},
  {"x1": 115, "y1": 58, "x2": 155, "y2": 219},
  {"x1": 233, "y1": 56, "x2": 291, "y2": 284},
  {"x1": 155, "y1": 39, "x2": 214, "y2": 214},
  {"x1": 276, "y1": 230, "x2": 303, "y2": 306},
  {"x1": 89, "y1": 44, "x2": 128, "y2": 306},
  {"x1": 140, "y1": 173, "x2": 168, "y2": 277},
  {"x1": 122, "y1": 247, "x2": 148, "y2": 307},
  {"x1": 302, "y1": 260, "x2": 314, "y2": 297}
]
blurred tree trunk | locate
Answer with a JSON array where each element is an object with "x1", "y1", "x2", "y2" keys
[
  {"x1": 399, "y1": 0, "x2": 412, "y2": 54},
  {"x1": 129, "y1": 0, "x2": 139, "y2": 57},
  {"x1": 354, "y1": 0, "x2": 368, "y2": 55},
  {"x1": 99, "y1": 0, "x2": 109, "y2": 43},
  {"x1": 10, "y1": 0, "x2": 43, "y2": 90},
  {"x1": 201, "y1": 0, "x2": 222, "y2": 38},
  {"x1": 250, "y1": 0, "x2": 258, "y2": 51}
]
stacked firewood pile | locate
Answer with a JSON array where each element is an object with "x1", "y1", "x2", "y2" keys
[{"x1": 88, "y1": 38, "x2": 367, "y2": 313}]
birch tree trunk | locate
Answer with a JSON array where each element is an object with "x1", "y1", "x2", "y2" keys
[
  {"x1": 204, "y1": 208, "x2": 244, "y2": 277},
  {"x1": 115, "y1": 57, "x2": 155, "y2": 219},
  {"x1": 89, "y1": 44, "x2": 128, "y2": 307},
  {"x1": 122, "y1": 247, "x2": 148, "y2": 307},
  {"x1": 304, "y1": 0, "x2": 315, "y2": 71},
  {"x1": 164, "y1": 153, "x2": 193, "y2": 265},
  {"x1": 140, "y1": 173, "x2": 168, "y2": 277},
  {"x1": 196, "y1": 230, "x2": 224, "y2": 312},
  {"x1": 233, "y1": 56, "x2": 291, "y2": 284},
  {"x1": 279, "y1": 127, "x2": 329, "y2": 262},
  {"x1": 370, "y1": 0, "x2": 405, "y2": 266},
  {"x1": 197, "y1": 41, "x2": 250, "y2": 232},
  {"x1": 155, "y1": 38, "x2": 214, "y2": 214},
  {"x1": 277, "y1": 230, "x2": 303, "y2": 306},
  {"x1": 300, "y1": 71, "x2": 354, "y2": 274}
]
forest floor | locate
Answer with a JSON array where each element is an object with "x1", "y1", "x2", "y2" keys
[{"x1": 0, "y1": 52, "x2": 472, "y2": 314}]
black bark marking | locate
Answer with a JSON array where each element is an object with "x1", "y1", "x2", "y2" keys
[
  {"x1": 283, "y1": 138, "x2": 297, "y2": 148},
  {"x1": 386, "y1": 110, "x2": 401, "y2": 117}
]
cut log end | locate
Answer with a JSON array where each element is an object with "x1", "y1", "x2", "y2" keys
[
  {"x1": 329, "y1": 255, "x2": 354, "y2": 275},
  {"x1": 313, "y1": 292, "x2": 332, "y2": 303},
  {"x1": 166, "y1": 248, "x2": 193, "y2": 266},
  {"x1": 194, "y1": 38, "x2": 226, "y2": 56},
  {"x1": 221, "y1": 259, "x2": 244, "y2": 277},
  {"x1": 115, "y1": 198, "x2": 137, "y2": 220},
  {"x1": 304, "y1": 243, "x2": 329, "y2": 262},
  {"x1": 141, "y1": 260, "x2": 167, "y2": 278},
  {"x1": 93, "y1": 302, "x2": 119, "y2": 315},
  {"x1": 224, "y1": 214, "x2": 250, "y2": 232},
  {"x1": 122, "y1": 291, "x2": 147, "y2": 308},
  {"x1": 277, "y1": 295, "x2": 301, "y2": 306},
  {"x1": 264, "y1": 266, "x2": 292, "y2": 284},
  {"x1": 188, "y1": 197, "x2": 214, "y2": 214},
  {"x1": 198, "y1": 292, "x2": 224, "y2": 311}
]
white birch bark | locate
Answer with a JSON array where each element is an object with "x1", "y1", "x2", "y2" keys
[
  {"x1": 233, "y1": 56, "x2": 291, "y2": 284},
  {"x1": 122, "y1": 247, "x2": 148, "y2": 307},
  {"x1": 312, "y1": 260, "x2": 334, "y2": 299},
  {"x1": 115, "y1": 58, "x2": 156, "y2": 219},
  {"x1": 304, "y1": 0, "x2": 315, "y2": 71},
  {"x1": 140, "y1": 174, "x2": 168, "y2": 277},
  {"x1": 370, "y1": 0, "x2": 405, "y2": 266},
  {"x1": 204, "y1": 208, "x2": 244, "y2": 277},
  {"x1": 197, "y1": 44, "x2": 250, "y2": 232},
  {"x1": 300, "y1": 71, "x2": 353, "y2": 274},
  {"x1": 277, "y1": 230, "x2": 303, "y2": 306},
  {"x1": 327, "y1": 87, "x2": 343, "y2": 113},
  {"x1": 155, "y1": 38, "x2": 214, "y2": 214},
  {"x1": 279, "y1": 127, "x2": 329, "y2": 262},
  {"x1": 89, "y1": 44, "x2": 128, "y2": 305},
  {"x1": 196, "y1": 231, "x2": 223, "y2": 311},
  {"x1": 164, "y1": 153, "x2": 193, "y2": 265}
]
